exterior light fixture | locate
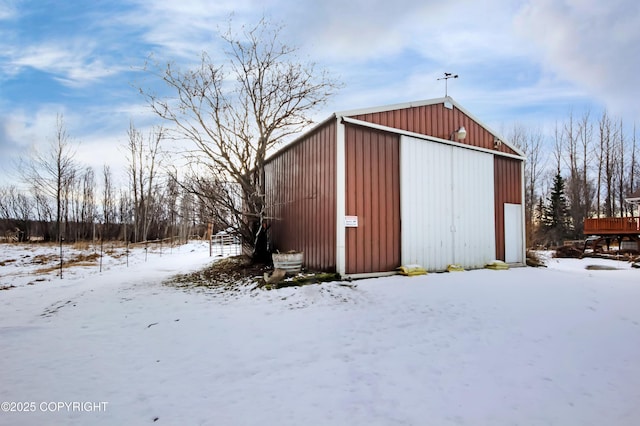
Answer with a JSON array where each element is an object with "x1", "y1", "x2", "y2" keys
[
  {"x1": 494, "y1": 137, "x2": 502, "y2": 148},
  {"x1": 455, "y1": 126, "x2": 467, "y2": 140}
]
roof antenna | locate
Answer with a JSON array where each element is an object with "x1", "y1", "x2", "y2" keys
[{"x1": 437, "y1": 72, "x2": 458, "y2": 97}]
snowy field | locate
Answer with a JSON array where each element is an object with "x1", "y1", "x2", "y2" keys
[{"x1": 1, "y1": 242, "x2": 639, "y2": 426}]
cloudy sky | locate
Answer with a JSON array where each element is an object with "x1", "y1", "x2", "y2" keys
[{"x1": 1, "y1": 0, "x2": 638, "y2": 186}]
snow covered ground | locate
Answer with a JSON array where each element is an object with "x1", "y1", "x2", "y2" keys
[{"x1": 1, "y1": 243, "x2": 639, "y2": 426}]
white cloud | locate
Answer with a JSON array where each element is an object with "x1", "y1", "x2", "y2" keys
[
  {"x1": 121, "y1": 0, "x2": 257, "y2": 61},
  {"x1": 0, "y1": 0, "x2": 17, "y2": 20},
  {"x1": 0, "y1": 102, "x2": 153, "y2": 188},
  {"x1": 7, "y1": 41, "x2": 126, "y2": 87},
  {"x1": 514, "y1": 0, "x2": 640, "y2": 120},
  {"x1": 2, "y1": 108, "x2": 64, "y2": 150},
  {"x1": 276, "y1": 0, "x2": 525, "y2": 64},
  {"x1": 0, "y1": 107, "x2": 67, "y2": 186},
  {"x1": 122, "y1": 0, "x2": 524, "y2": 66}
]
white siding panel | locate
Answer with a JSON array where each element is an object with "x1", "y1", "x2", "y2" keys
[
  {"x1": 401, "y1": 135, "x2": 495, "y2": 271},
  {"x1": 452, "y1": 147, "x2": 496, "y2": 268},
  {"x1": 401, "y1": 137, "x2": 453, "y2": 271}
]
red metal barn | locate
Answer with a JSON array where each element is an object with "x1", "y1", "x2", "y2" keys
[{"x1": 264, "y1": 97, "x2": 525, "y2": 278}]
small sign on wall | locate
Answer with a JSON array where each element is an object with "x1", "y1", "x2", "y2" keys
[{"x1": 345, "y1": 215, "x2": 359, "y2": 227}]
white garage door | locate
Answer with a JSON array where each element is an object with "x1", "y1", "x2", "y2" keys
[{"x1": 400, "y1": 135, "x2": 496, "y2": 271}]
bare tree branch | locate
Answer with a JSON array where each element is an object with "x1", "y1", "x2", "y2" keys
[{"x1": 140, "y1": 17, "x2": 341, "y2": 259}]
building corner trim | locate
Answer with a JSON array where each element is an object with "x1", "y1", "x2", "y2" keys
[{"x1": 336, "y1": 116, "x2": 346, "y2": 276}]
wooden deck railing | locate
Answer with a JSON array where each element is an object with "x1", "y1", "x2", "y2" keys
[{"x1": 584, "y1": 217, "x2": 640, "y2": 235}]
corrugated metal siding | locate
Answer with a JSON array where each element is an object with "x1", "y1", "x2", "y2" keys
[
  {"x1": 494, "y1": 156, "x2": 522, "y2": 261},
  {"x1": 265, "y1": 121, "x2": 337, "y2": 271},
  {"x1": 345, "y1": 124, "x2": 400, "y2": 274},
  {"x1": 352, "y1": 103, "x2": 520, "y2": 156},
  {"x1": 401, "y1": 135, "x2": 495, "y2": 271},
  {"x1": 451, "y1": 147, "x2": 496, "y2": 268},
  {"x1": 401, "y1": 139, "x2": 454, "y2": 269}
]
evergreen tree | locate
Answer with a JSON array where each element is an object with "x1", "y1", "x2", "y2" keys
[
  {"x1": 542, "y1": 171, "x2": 572, "y2": 246},
  {"x1": 535, "y1": 196, "x2": 545, "y2": 225}
]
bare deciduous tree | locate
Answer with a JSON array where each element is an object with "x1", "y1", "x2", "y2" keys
[
  {"x1": 80, "y1": 167, "x2": 96, "y2": 240},
  {"x1": 141, "y1": 18, "x2": 340, "y2": 260},
  {"x1": 578, "y1": 111, "x2": 594, "y2": 220},
  {"x1": 563, "y1": 110, "x2": 594, "y2": 236},
  {"x1": 617, "y1": 119, "x2": 626, "y2": 216},
  {"x1": 0, "y1": 186, "x2": 17, "y2": 221},
  {"x1": 0, "y1": 185, "x2": 32, "y2": 240},
  {"x1": 125, "y1": 122, "x2": 164, "y2": 242},
  {"x1": 102, "y1": 165, "x2": 116, "y2": 239},
  {"x1": 22, "y1": 114, "x2": 78, "y2": 243},
  {"x1": 509, "y1": 123, "x2": 546, "y2": 245},
  {"x1": 629, "y1": 124, "x2": 638, "y2": 204}
]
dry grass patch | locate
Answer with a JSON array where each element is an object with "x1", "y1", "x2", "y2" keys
[
  {"x1": 34, "y1": 252, "x2": 101, "y2": 274},
  {"x1": 168, "y1": 255, "x2": 266, "y2": 291},
  {"x1": 72, "y1": 241, "x2": 92, "y2": 251},
  {"x1": 32, "y1": 253, "x2": 57, "y2": 264},
  {"x1": 167, "y1": 255, "x2": 342, "y2": 295}
]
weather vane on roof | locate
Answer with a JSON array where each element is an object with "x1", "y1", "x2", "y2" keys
[{"x1": 437, "y1": 72, "x2": 458, "y2": 97}]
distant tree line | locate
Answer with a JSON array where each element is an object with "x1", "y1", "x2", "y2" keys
[
  {"x1": 510, "y1": 110, "x2": 638, "y2": 248},
  {"x1": 0, "y1": 117, "x2": 215, "y2": 244}
]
